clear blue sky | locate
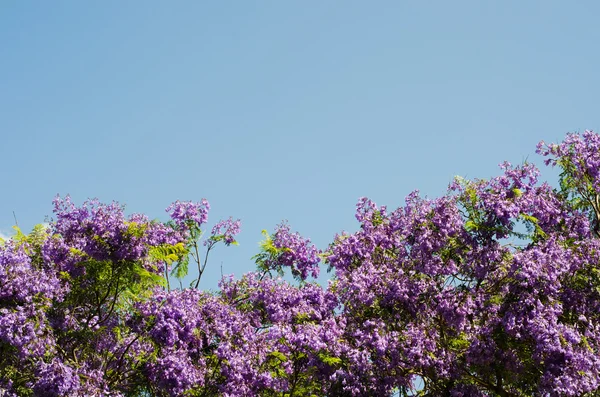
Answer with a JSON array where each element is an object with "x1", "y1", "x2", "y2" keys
[{"x1": 1, "y1": 1, "x2": 599, "y2": 289}]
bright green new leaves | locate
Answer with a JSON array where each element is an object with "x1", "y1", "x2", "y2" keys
[
  {"x1": 149, "y1": 242, "x2": 188, "y2": 280},
  {"x1": 253, "y1": 229, "x2": 291, "y2": 277}
]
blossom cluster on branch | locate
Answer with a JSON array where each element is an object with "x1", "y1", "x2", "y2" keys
[{"x1": 2, "y1": 131, "x2": 600, "y2": 396}]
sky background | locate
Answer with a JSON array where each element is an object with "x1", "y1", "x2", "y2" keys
[{"x1": 1, "y1": 1, "x2": 599, "y2": 289}]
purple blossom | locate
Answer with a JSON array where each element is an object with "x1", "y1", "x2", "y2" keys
[
  {"x1": 166, "y1": 199, "x2": 210, "y2": 230},
  {"x1": 33, "y1": 359, "x2": 80, "y2": 396},
  {"x1": 4, "y1": 131, "x2": 600, "y2": 395},
  {"x1": 1, "y1": 242, "x2": 64, "y2": 303},
  {"x1": 270, "y1": 222, "x2": 321, "y2": 280},
  {"x1": 208, "y1": 217, "x2": 241, "y2": 246},
  {"x1": 0, "y1": 305, "x2": 55, "y2": 359}
]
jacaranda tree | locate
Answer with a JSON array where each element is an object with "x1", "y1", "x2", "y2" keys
[{"x1": 2, "y1": 131, "x2": 600, "y2": 396}]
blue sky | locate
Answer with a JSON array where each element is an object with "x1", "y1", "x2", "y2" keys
[{"x1": 1, "y1": 1, "x2": 599, "y2": 289}]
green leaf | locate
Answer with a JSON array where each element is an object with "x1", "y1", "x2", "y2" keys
[
  {"x1": 149, "y1": 242, "x2": 189, "y2": 279},
  {"x1": 448, "y1": 333, "x2": 470, "y2": 350},
  {"x1": 318, "y1": 352, "x2": 342, "y2": 366},
  {"x1": 465, "y1": 220, "x2": 478, "y2": 231},
  {"x1": 12, "y1": 225, "x2": 27, "y2": 244},
  {"x1": 172, "y1": 255, "x2": 189, "y2": 280},
  {"x1": 268, "y1": 351, "x2": 288, "y2": 362}
]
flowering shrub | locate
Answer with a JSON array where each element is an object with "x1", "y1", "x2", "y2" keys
[{"x1": 2, "y1": 131, "x2": 600, "y2": 396}]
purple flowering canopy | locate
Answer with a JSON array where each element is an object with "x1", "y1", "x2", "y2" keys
[{"x1": 2, "y1": 131, "x2": 600, "y2": 396}]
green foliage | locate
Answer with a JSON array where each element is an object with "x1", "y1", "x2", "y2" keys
[
  {"x1": 149, "y1": 242, "x2": 189, "y2": 280},
  {"x1": 6, "y1": 224, "x2": 48, "y2": 254},
  {"x1": 253, "y1": 230, "x2": 290, "y2": 277},
  {"x1": 318, "y1": 351, "x2": 342, "y2": 366},
  {"x1": 447, "y1": 332, "x2": 470, "y2": 351},
  {"x1": 519, "y1": 213, "x2": 547, "y2": 241}
]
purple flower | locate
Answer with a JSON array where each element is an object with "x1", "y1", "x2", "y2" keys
[
  {"x1": 270, "y1": 222, "x2": 321, "y2": 280},
  {"x1": 33, "y1": 359, "x2": 80, "y2": 396},
  {"x1": 208, "y1": 217, "x2": 242, "y2": 246},
  {"x1": 166, "y1": 199, "x2": 210, "y2": 230}
]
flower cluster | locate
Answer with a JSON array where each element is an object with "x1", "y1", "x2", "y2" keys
[
  {"x1": 208, "y1": 217, "x2": 241, "y2": 246},
  {"x1": 166, "y1": 199, "x2": 210, "y2": 230},
  {"x1": 324, "y1": 135, "x2": 600, "y2": 395},
  {"x1": 2, "y1": 131, "x2": 600, "y2": 396},
  {"x1": 270, "y1": 222, "x2": 321, "y2": 280}
]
